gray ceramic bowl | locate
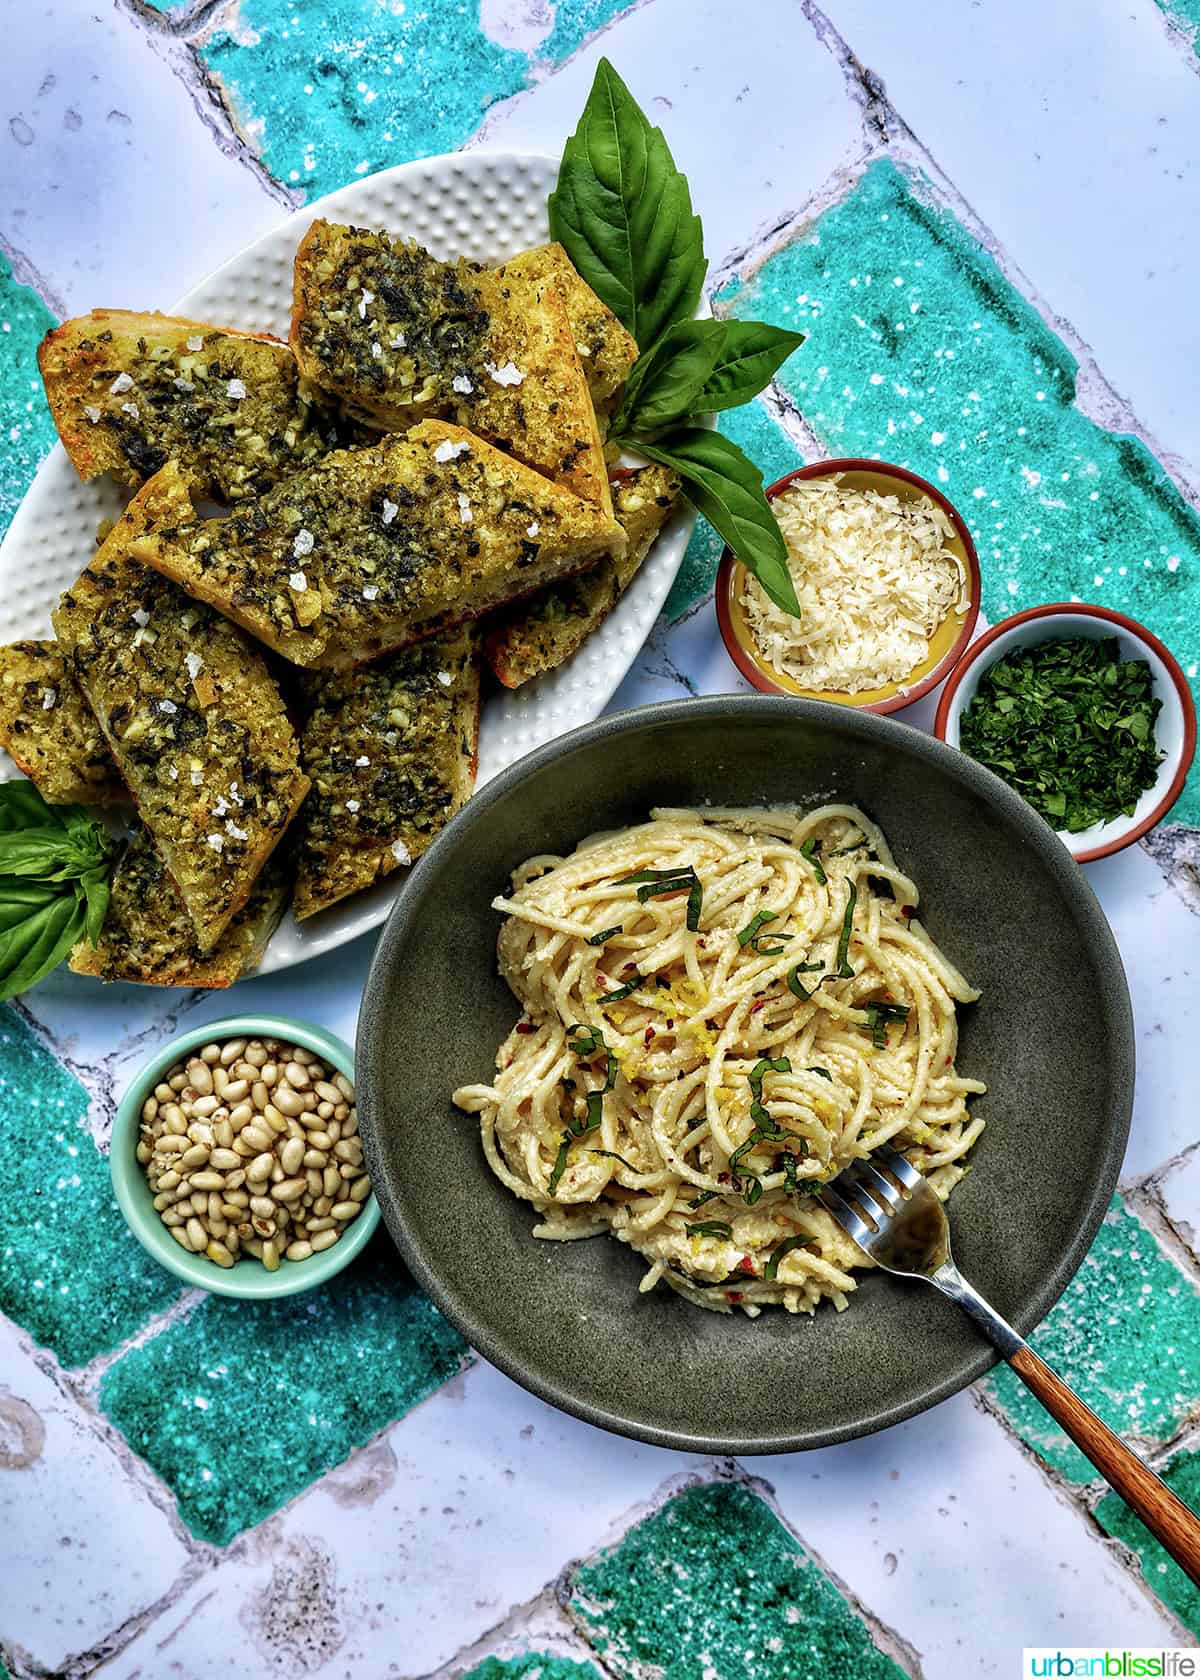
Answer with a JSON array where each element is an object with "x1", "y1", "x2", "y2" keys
[{"x1": 357, "y1": 697, "x2": 1133, "y2": 1453}]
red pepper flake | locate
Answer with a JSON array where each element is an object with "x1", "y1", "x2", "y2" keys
[
  {"x1": 718, "y1": 1171, "x2": 732, "y2": 1184},
  {"x1": 666, "y1": 1018, "x2": 675, "y2": 1029},
  {"x1": 623, "y1": 962, "x2": 638, "y2": 973},
  {"x1": 515, "y1": 1022, "x2": 535, "y2": 1035},
  {"x1": 902, "y1": 906, "x2": 914, "y2": 918},
  {"x1": 644, "y1": 1027, "x2": 656, "y2": 1045},
  {"x1": 750, "y1": 1000, "x2": 766, "y2": 1014},
  {"x1": 738, "y1": 1255, "x2": 756, "y2": 1275},
  {"x1": 726, "y1": 1291, "x2": 743, "y2": 1303},
  {"x1": 596, "y1": 975, "x2": 608, "y2": 989},
  {"x1": 706, "y1": 1018, "x2": 719, "y2": 1030},
  {"x1": 608, "y1": 465, "x2": 635, "y2": 484}
]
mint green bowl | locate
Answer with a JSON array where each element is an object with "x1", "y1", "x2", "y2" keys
[{"x1": 111, "y1": 1013, "x2": 379, "y2": 1299}]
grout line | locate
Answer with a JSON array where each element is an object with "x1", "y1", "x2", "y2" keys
[
  {"x1": 0, "y1": 233, "x2": 68, "y2": 321},
  {"x1": 417, "y1": 1589, "x2": 600, "y2": 1680}
]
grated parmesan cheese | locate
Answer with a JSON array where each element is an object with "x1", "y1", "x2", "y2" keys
[{"x1": 741, "y1": 476, "x2": 966, "y2": 694}]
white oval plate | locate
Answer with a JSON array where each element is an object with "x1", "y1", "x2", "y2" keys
[{"x1": 0, "y1": 151, "x2": 695, "y2": 976}]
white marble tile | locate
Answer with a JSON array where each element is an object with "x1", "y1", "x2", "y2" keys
[
  {"x1": 4, "y1": 0, "x2": 280, "y2": 314},
  {"x1": 1157, "y1": 1145, "x2": 1200, "y2": 1253},
  {"x1": 101, "y1": 1360, "x2": 701, "y2": 1679},
  {"x1": 819, "y1": 0, "x2": 1200, "y2": 477},
  {"x1": 476, "y1": 0, "x2": 865, "y2": 270},
  {"x1": 0, "y1": 1317, "x2": 191, "y2": 1673},
  {"x1": 762, "y1": 1389, "x2": 1180, "y2": 1670}
]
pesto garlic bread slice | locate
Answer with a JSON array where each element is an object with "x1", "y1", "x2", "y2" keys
[
  {"x1": 499, "y1": 244, "x2": 637, "y2": 413},
  {"x1": 131, "y1": 423, "x2": 624, "y2": 671},
  {"x1": 294, "y1": 628, "x2": 480, "y2": 920},
  {"x1": 38, "y1": 309, "x2": 326, "y2": 503},
  {"x1": 52, "y1": 471, "x2": 310, "y2": 951},
  {"x1": 290, "y1": 221, "x2": 612, "y2": 510},
  {"x1": 486, "y1": 465, "x2": 681, "y2": 689},
  {"x1": 0, "y1": 640, "x2": 125, "y2": 805},
  {"x1": 70, "y1": 826, "x2": 288, "y2": 987}
]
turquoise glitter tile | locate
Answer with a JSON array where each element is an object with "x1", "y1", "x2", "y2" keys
[
  {"x1": 983, "y1": 1199, "x2": 1200, "y2": 1485},
  {"x1": 99, "y1": 1238, "x2": 469, "y2": 1545},
  {"x1": 664, "y1": 396, "x2": 802, "y2": 619},
  {"x1": 0, "y1": 253, "x2": 56, "y2": 542},
  {"x1": 1153, "y1": 0, "x2": 1200, "y2": 54},
  {"x1": 200, "y1": 0, "x2": 638, "y2": 202},
  {"x1": 1098, "y1": 1447, "x2": 1200, "y2": 1636},
  {"x1": 0, "y1": 1007, "x2": 181, "y2": 1368},
  {"x1": 465, "y1": 1657, "x2": 602, "y2": 1680},
  {"x1": 717, "y1": 158, "x2": 1200, "y2": 823},
  {"x1": 567, "y1": 1480, "x2": 905, "y2": 1679}
]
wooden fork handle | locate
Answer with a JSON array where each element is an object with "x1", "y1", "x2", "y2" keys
[{"x1": 1008, "y1": 1344, "x2": 1200, "y2": 1584}]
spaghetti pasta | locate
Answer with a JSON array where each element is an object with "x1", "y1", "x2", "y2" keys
[{"x1": 452, "y1": 805, "x2": 985, "y2": 1316}]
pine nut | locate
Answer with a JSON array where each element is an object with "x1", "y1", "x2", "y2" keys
[
  {"x1": 252, "y1": 1215, "x2": 276, "y2": 1237},
  {"x1": 210, "y1": 1148, "x2": 241, "y2": 1171},
  {"x1": 310, "y1": 1229, "x2": 339, "y2": 1252},
  {"x1": 212, "y1": 1065, "x2": 229, "y2": 1095},
  {"x1": 153, "y1": 1191, "x2": 172, "y2": 1211},
  {"x1": 225, "y1": 1187, "x2": 249, "y2": 1206},
  {"x1": 285, "y1": 1240, "x2": 313, "y2": 1262},
  {"x1": 229, "y1": 1102, "x2": 253, "y2": 1128},
  {"x1": 342, "y1": 1112, "x2": 359, "y2": 1138},
  {"x1": 191, "y1": 1094, "x2": 220, "y2": 1118},
  {"x1": 316, "y1": 1101, "x2": 334, "y2": 1120},
  {"x1": 220, "y1": 1201, "x2": 244, "y2": 1221},
  {"x1": 334, "y1": 1102, "x2": 350, "y2": 1122},
  {"x1": 162, "y1": 1103, "x2": 186, "y2": 1131},
  {"x1": 213, "y1": 1119, "x2": 234, "y2": 1149},
  {"x1": 262, "y1": 1240, "x2": 279, "y2": 1271},
  {"x1": 225, "y1": 1168, "x2": 246, "y2": 1190},
  {"x1": 241, "y1": 1124, "x2": 273, "y2": 1154},
  {"x1": 162, "y1": 1211, "x2": 183, "y2": 1228},
  {"x1": 186, "y1": 1217, "x2": 206, "y2": 1250},
  {"x1": 308, "y1": 1131, "x2": 332, "y2": 1150},
  {"x1": 306, "y1": 1216, "x2": 336, "y2": 1233},
  {"x1": 220, "y1": 1039, "x2": 247, "y2": 1066},
  {"x1": 187, "y1": 1059, "x2": 214, "y2": 1095},
  {"x1": 333, "y1": 1073, "x2": 353, "y2": 1100},
  {"x1": 156, "y1": 1135, "x2": 187, "y2": 1155},
  {"x1": 304, "y1": 1148, "x2": 328, "y2": 1170},
  {"x1": 274, "y1": 1177, "x2": 306, "y2": 1203},
  {"x1": 141, "y1": 1097, "x2": 159, "y2": 1122},
  {"x1": 244, "y1": 1041, "x2": 268, "y2": 1067},
  {"x1": 208, "y1": 1216, "x2": 228, "y2": 1239},
  {"x1": 171, "y1": 1226, "x2": 194, "y2": 1252},
  {"x1": 326, "y1": 1121, "x2": 342, "y2": 1143},
  {"x1": 272, "y1": 1085, "x2": 304, "y2": 1117},
  {"x1": 250, "y1": 1196, "x2": 276, "y2": 1217},
  {"x1": 331, "y1": 1201, "x2": 361, "y2": 1221},
  {"x1": 349, "y1": 1176, "x2": 371, "y2": 1202},
  {"x1": 190, "y1": 1170, "x2": 224, "y2": 1191},
  {"x1": 261, "y1": 1063, "x2": 278, "y2": 1087},
  {"x1": 206, "y1": 1239, "x2": 235, "y2": 1268},
  {"x1": 180, "y1": 1144, "x2": 209, "y2": 1170},
  {"x1": 251, "y1": 1081, "x2": 270, "y2": 1110},
  {"x1": 222, "y1": 1078, "x2": 249, "y2": 1103},
  {"x1": 154, "y1": 1082, "x2": 173, "y2": 1103},
  {"x1": 262, "y1": 1104, "x2": 288, "y2": 1135},
  {"x1": 334, "y1": 1139, "x2": 363, "y2": 1164},
  {"x1": 314, "y1": 1195, "x2": 334, "y2": 1216},
  {"x1": 156, "y1": 1169, "x2": 181, "y2": 1191},
  {"x1": 201, "y1": 1042, "x2": 222, "y2": 1064},
  {"x1": 247, "y1": 1153, "x2": 274, "y2": 1184},
  {"x1": 306, "y1": 1167, "x2": 324, "y2": 1196},
  {"x1": 169, "y1": 1072, "x2": 188, "y2": 1092},
  {"x1": 280, "y1": 1137, "x2": 305, "y2": 1175}
]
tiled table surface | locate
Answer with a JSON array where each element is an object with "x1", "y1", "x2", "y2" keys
[{"x1": 3, "y1": 1, "x2": 1200, "y2": 1674}]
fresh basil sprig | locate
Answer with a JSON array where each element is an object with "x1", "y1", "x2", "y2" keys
[
  {"x1": 551, "y1": 61, "x2": 804, "y2": 617},
  {"x1": 549, "y1": 59, "x2": 705, "y2": 357},
  {"x1": 0, "y1": 783, "x2": 114, "y2": 1000}
]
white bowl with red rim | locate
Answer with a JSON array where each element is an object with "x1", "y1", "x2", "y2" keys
[{"x1": 934, "y1": 602, "x2": 1196, "y2": 863}]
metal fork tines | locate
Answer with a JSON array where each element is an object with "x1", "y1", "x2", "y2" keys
[{"x1": 819, "y1": 1146, "x2": 949, "y2": 1277}]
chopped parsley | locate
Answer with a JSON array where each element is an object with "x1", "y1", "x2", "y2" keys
[{"x1": 959, "y1": 636, "x2": 1163, "y2": 832}]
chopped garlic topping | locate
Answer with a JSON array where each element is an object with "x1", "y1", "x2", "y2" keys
[
  {"x1": 120, "y1": 402, "x2": 139, "y2": 419},
  {"x1": 741, "y1": 475, "x2": 967, "y2": 695},
  {"x1": 346, "y1": 799, "x2": 360, "y2": 814}
]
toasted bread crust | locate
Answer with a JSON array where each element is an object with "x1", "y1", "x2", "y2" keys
[
  {"x1": 293, "y1": 627, "x2": 480, "y2": 919},
  {"x1": 132, "y1": 422, "x2": 624, "y2": 670},
  {"x1": 39, "y1": 309, "x2": 326, "y2": 502},
  {"x1": 52, "y1": 467, "x2": 310, "y2": 951},
  {"x1": 499, "y1": 244, "x2": 637, "y2": 412},
  {"x1": 0, "y1": 639, "x2": 125, "y2": 805},
  {"x1": 290, "y1": 222, "x2": 612, "y2": 513},
  {"x1": 486, "y1": 465, "x2": 681, "y2": 688},
  {"x1": 70, "y1": 826, "x2": 288, "y2": 986}
]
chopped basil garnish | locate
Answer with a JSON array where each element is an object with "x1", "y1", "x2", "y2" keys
[
  {"x1": 861, "y1": 1000, "x2": 910, "y2": 1049},
  {"x1": 615, "y1": 864, "x2": 703, "y2": 931},
  {"x1": 689, "y1": 1189, "x2": 719, "y2": 1209},
  {"x1": 800, "y1": 837, "x2": 827, "y2": 885},
  {"x1": 551, "y1": 1025, "x2": 619, "y2": 1192},
  {"x1": 787, "y1": 959, "x2": 824, "y2": 1000},
  {"x1": 738, "y1": 909, "x2": 777, "y2": 947},
  {"x1": 765, "y1": 1233, "x2": 810, "y2": 1282},
  {"x1": 834, "y1": 879, "x2": 857, "y2": 978},
  {"x1": 586, "y1": 924, "x2": 624, "y2": 946},
  {"x1": 807, "y1": 1065, "x2": 833, "y2": 1081},
  {"x1": 590, "y1": 1148, "x2": 639, "y2": 1172},
  {"x1": 687, "y1": 1219, "x2": 733, "y2": 1239},
  {"x1": 730, "y1": 1057, "x2": 792, "y2": 1205},
  {"x1": 600, "y1": 971, "x2": 643, "y2": 1002}
]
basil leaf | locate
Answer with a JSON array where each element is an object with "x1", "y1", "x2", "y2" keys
[
  {"x1": 586, "y1": 924, "x2": 624, "y2": 947},
  {"x1": 549, "y1": 58, "x2": 705, "y2": 351},
  {"x1": 610, "y1": 319, "x2": 724, "y2": 439},
  {"x1": 764, "y1": 1232, "x2": 809, "y2": 1282},
  {"x1": 689, "y1": 1190, "x2": 719, "y2": 1209},
  {"x1": 589, "y1": 1148, "x2": 639, "y2": 1172},
  {"x1": 737, "y1": 909, "x2": 777, "y2": 947},
  {"x1": 599, "y1": 971, "x2": 642, "y2": 1002},
  {"x1": 633, "y1": 430, "x2": 801, "y2": 616},
  {"x1": 693, "y1": 320, "x2": 805, "y2": 414},
  {"x1": 0, "y1": 781, "x2": 70, "y2": 834},
  {"x1": 0, "y1": 884, "x2": 86, "y2": 1002},
  {"x1": 799, "y1": 838, "x2": 826, "y2": 885},
  {"x1": 835, "y1": 879, "x2": 858, "y2": 979},
  {"x1": 80, "y1": 863, "x2": 111, "y2": 948},
  {"x1": 687, "y1": 1220, "x2": 733, "y2": 1239}
]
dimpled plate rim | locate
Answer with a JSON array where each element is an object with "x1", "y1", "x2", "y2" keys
[
  {"x1": 357, "y1": 695, "x2": 1134, "y2": 1454},
  {"x1": 0, "y1": 150, "x2": 696, "y2": 977}
]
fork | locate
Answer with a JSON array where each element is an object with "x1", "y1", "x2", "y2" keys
[{"x1": 822, "y1": 1147, "x2": 1200, "y2": 1585}]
